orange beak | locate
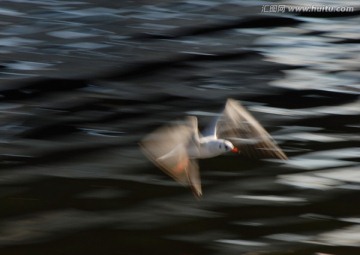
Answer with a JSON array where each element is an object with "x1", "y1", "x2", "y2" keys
[{"x1": 231, "y1": 147, "x2": 239, "y2": 153}]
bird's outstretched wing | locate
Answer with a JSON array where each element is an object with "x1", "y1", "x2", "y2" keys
[
  {"x1": 216, "y1": 99, "x2": 287, "y2": 160},
  {"x1": 140, "y1": 117, "x2": 202, "y2": 197}
]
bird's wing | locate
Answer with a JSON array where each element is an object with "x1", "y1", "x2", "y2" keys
[
  {"x1": 216, "y1": 99, "x2": 287, "y2": 160},
  {"x1": 186, "y1": 159, "x2": 202, "y2": 198},
  {"x1": 201, "y1": 114, "x2": 220, "y2": 138},
  {"x1": 186, "y1": 116, "x2": 201, "y2": 153},
  {"x1": 140, "y1": 118, "x2": 202, "y2": 197}
]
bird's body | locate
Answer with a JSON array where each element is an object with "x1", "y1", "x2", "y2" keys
[
  {"x1": 189, "y1": 137, "x2": 235, "y2": 159},
  {"x1": 140, "y1": 99, "x2": 287, "y2": 198}
]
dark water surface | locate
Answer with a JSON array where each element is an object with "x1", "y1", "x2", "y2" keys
[{"x1": 0, "y1": 1, "x2": 359, "y2": 254}]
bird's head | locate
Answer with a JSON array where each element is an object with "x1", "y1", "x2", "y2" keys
[{"x1": 218, "y1": 140, "x2": 239, "y2": 153}]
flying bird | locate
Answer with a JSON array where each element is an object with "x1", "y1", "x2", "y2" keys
[{"x1": 140, "y1": 99, "x2": 287, "y2": 198}]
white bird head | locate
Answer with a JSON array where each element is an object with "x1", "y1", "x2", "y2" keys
[{"x1": 215, "y1": 139, "x2": 239, "y2": 154}]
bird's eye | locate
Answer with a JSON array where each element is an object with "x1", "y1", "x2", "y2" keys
[{"x1": 225, "y1": 145, "x2": 228, "y2": 150}]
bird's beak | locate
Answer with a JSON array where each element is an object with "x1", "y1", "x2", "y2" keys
[{"x1": 231, "y1": 147, "x2": 239, "y2": 153}]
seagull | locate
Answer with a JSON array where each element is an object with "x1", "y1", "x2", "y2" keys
[{"x1": 140, "y1": 99, "x2": 287, "y2": 198}]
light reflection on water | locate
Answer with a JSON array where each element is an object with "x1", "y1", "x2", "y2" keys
[
  {"x1": 313, "y1": 225, "x2": 360, "y2": 247},
  {"x1": 279, "y1": 165, "x2": 360, "y2": 191},
  {"x1": 234, "y1": 195, "x2": 307, "y2": 203}
]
